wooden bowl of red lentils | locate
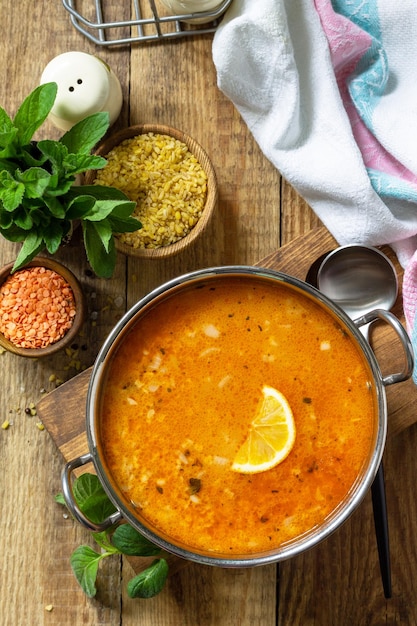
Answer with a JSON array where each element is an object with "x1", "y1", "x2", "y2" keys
[
  {"x1": 84, "y1": 124, "x2": 218, "y2": 259},
  {"x1": 0, "y1": 257, "x2": 85, "y2": 358}
]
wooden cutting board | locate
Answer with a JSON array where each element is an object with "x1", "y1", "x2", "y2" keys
[{"x1": 37, "y1": 225, "x2": 417, "y2": 572}]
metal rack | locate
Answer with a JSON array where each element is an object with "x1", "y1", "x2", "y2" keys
[{"x1": 61, "y1": 0, "x2": 233, "y2": 47}]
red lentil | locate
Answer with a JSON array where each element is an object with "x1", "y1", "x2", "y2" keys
[{"x1": 0, "y1": 266, "x2": 76, "y2": 349}]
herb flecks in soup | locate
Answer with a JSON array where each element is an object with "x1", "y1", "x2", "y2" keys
[{"x1": 100, "y1": 276, "x2": 376, "y2": 555}]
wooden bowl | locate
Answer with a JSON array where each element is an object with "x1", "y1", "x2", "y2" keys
[
  {"x1": 0, "y1": 257, "x2": 85, "y2": 358},
  {"x1": 84, "y1": 124, "x2": 218, "y2": 259}
]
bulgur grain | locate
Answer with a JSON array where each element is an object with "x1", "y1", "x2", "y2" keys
[
  {"x1": 94, "y1": 132, "x2": 208, "y2": 249},
  {"x1": 0, "y1": 267, "x2": 76, "y2": 349}
]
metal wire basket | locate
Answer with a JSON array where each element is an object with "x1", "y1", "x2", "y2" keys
[{"x1": 61, "y1": 0, "x2": 233, "y2": 47}]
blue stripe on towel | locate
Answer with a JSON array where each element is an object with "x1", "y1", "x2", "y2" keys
[
  {"x1": 331, "y1": 0, "x2": 386, "y2": 134},
  {"x1": 367, "y1": 170, "x2": 417, "y2": 203},
  {"x1": 331, "y1": 0, "x2": 417, "y2": 202}
]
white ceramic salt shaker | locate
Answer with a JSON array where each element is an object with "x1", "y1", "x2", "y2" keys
[
  {"x1": 40, "y1": 51, "x2": 123, "y2": 131},
  {"x1": 159, "y1": 0, "x2": 227, "y2": 24}
]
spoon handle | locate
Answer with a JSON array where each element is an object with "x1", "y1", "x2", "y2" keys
[
  {"x1": 371, "y1": 464, "x2": 392, "y2": 598},
  {"x1": 360, "y1": 323, "x2": 392, "y2": 597}
]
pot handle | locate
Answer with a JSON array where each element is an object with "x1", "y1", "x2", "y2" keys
[
  {"x1": 61, "y1": 452, "x2": 123, "y2": 532},
  {"x1": 355, "y1": 309, "x2": 414, "y2": 386}
]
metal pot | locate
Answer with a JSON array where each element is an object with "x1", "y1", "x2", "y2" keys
[{"x1": 62, "y1": 266, "x2": 414, "y2": 567}]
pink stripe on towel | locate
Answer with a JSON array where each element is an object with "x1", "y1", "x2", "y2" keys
[{"x1": 314, "y1": 0, "x2": 417, "y2": 185}]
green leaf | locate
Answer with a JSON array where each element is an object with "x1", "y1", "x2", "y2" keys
[
  {"x1": 90, "y1": 219, "x2": 113, "y2": 253},
  {"x1": 112, "y1": 524, "x2": 162, "y2": 557},
  {"x1": 43, "y1": 221, "x2": 66, "y2": 255},
  {"x1": 60, "y1": 111, "x2": 109, "y2": 155},
  {"x1": 13, "y1": 82, "x2": 57, "y2": 146},
  {"x1": 69, "y1": 184, "x2": 131, "y2": 202},
  {"x1": 0, "y1": 107, "x2": 14, "y2": 133},
  {"x1": 108, "y1": 213, "x2": 141, "y2": 234},
  {"x1": 73, "y1": 473, "x2": 117, "y2": 524},
  {"x1": 81, "y1": 199, "x2": 136, "y2": 223},
  {"x1": 0, "y1": 172, "x2": 25, "y2": 210},
  {"x1": 0, "y1": 222, "x2": 26, "y2": 240},
  {"x1": 45, "y1": 177, "x2": 74, "y2": 198},
  {"x1": 63, "y1": 152, "x2": 107, "y2": 175},
  {"x1": 127, "y1": 559, "x2": 169, "y2": 599},
  {"x1": 13, "y1": 208, "x2": 33, "y2": 230},
  {"x1": 43, "y1": 195, "x2": 66, "y2": 219},
  {"x1": 92, "y1": 531, "x2": 119, "y2": 554},
  {"x1": 0, "y1": 212, "x2": 13, "y2": 229},
  {"x1": 70, "y1": 545, "x2": 103, "y2": 598},
  {"x1": 0, "y1": 157, "x2": 18, "y2": 175},
  {"x1": 65, "y1": 195, "x2": 96, "y2": 221},
  {"x1": 18, "y1": 167, "x2": 50, "y2": 198},
  {"x1": 19, "y1": 142, "x2": 48, "y2": 167},
  {"x1": 54, "y1": 493, "x2": 66, "y2": 506},
  {"x1": 12, "y1": 231, "x2": 44, "y2": 272},
  {"x1": 37, "y1": 139, "x2": 68, "y2": 170},
  {"x1": 82, "y1": 220, "x2": 117, "y2": 278},
  {"x1": 0, "y1": 108, "x2": 17, "y2": 150}
]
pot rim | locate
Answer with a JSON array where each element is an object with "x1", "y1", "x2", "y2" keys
[{"x1": 85, "y1": 265, "x2": 387, "y2": 567}]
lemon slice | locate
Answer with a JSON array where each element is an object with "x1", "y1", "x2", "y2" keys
[{"x1": 231, "y1": 385, "x2": 296, "y2": 474}]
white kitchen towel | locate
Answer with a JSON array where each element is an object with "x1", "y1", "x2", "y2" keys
[
  {"x1": 213, "y1": 0, "x2": 417, "y2": 378},
  {"x1": 213, "y1": 0, "x2": 417, "y2": 264}
]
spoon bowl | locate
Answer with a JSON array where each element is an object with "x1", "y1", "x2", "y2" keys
[{"x1": 317, "y1": 245, "x2": 398, "y2": 325}]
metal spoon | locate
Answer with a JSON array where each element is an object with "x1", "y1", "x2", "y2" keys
[
  {"x1": 317, "y1": 245, "x2": 398, "y2": 340},
  {"x1": 317, "y1": 244, "x2": 397, "y2": 599}
]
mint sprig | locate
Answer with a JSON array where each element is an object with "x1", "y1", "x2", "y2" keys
[
  {"x1": 0, "y1": 83, "x2": 141, "y2": 278},
  {"x1": 56, "y1": 473, "x2": 168, "y2": 599}
]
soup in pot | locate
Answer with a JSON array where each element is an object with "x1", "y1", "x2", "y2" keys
[{"x1": 99, "y1": 275, "x2": 377, "y2": 555}]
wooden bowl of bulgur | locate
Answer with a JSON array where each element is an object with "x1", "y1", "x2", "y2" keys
[
  {"x1": 0, "y1": 257, "x2": 85, "y2": 358},
  {"x1": 84, "y1": 124, "x2": 217, "y2": 259}
]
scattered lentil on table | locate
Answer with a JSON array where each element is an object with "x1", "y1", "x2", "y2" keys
[
  {"x1": 94, "y1": 132, "x2": 208, "y2": 249},
  {"x1": 0, "y1": 266, "x2": 76, "y2": 349}
]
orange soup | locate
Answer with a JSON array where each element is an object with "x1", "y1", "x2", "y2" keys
[{"x1": 100, "y1": 275, "x2": 377, "y2": 555}]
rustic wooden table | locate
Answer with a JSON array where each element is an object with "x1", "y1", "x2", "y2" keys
[{"x1": 2, "y1": 2, "x2": 417, "y2": 625}]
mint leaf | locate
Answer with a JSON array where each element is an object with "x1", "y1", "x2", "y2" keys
[
  {"x1": 0, "y1": 172, "x2": 25, "y2": 210},
  {"x1": 13, "y1": 82, "x2": 57, "y2": 146},
  {"x1": 18, "y1": 167, "x2": 50, "y2": 198},
  {"x1": 13, "y1": 208, "x2": 33, "y2": 230},
  {"x1": 12, "y1": 231, "x2": 44, "y2": 271},
  {"x1": 0, "y1": 107, "x2": 14, "y2": 134},
  {"x1": 69, "y1": 184, "x2": 130, "y2": 202},
  {"x1": 45, "y1": 177, "x2": 74, "y2": 197},
  {"x1": 88, "y1": 219, "x2": 113, "y2": 253},
  {"x1": 65, "y1": 195, "x2": 96, "y2": 221},
  {"x1": 54, "y1": 493, "x2": 66, "y2": 506},
  {"x1": 43, "y1": 195, "x2": 66, "y2": 219},
  {"x1": 37, "y1": 139, "x2": 68, "y2": 170},
  {"x1": 82, "y1": 220, "x2": 117, "y2": 278},
  {"x1": 83, "y1": 199, "x2": 136, "y2": 222},
  {"x1": 107, "y1": 213, "x2": 141, "y2": 234},
  {"x1": 0, "y1": 221, "x2": 26, "y2": 240},
  {"x1": 73, "y1": 474, "x2": 117, "y2": 524},
  {"x1": 0, "y1": 108, "x2": 17, "y2": 152},
  {"x1": 127, "y1": 559, "x2": 169, "y2": 599},
  {"x1": 43, "y1": 221, "x2": 66, "y2": 254},
  {"x1": 92, "y1": 531, "x2": 119, "y2": 554},
  {"x1": 112, "y1": 524, "x2": 162, "y2": 557},
  {"x1": 70, "y1": 545, "x2": 103, "y2": 598},
  {"x1": 63, "y1": 153, "x2": 107, "y2": 175},
  {"x1": 60, "y1": 111, "x2": 109, "y2": 155}
]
